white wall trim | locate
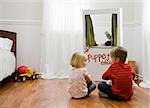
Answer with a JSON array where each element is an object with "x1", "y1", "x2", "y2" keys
[
  {"x1": 123, "y1": 22, "x2": 141, "y2": 27},
  {"x1": 43, "y1": 0, "x2": 138, "y2": 3},
  {"x1": 0, "y1": 19, "x2": 141, "y2": 27},
  {"x1": 1, "y1": 1, "x2": 42, "y2": 3},
  {"x1": 2, "y1": 0, "x2": 139, "y2": 3},
  {"x1": 0, "y1": 19, "x2": 41, "y2": 25}
]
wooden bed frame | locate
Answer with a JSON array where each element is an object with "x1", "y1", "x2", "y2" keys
[
  {"x1": 0, "y1": 30, "x2": 16, "y2": 57},
  {"x1": 0, "y1": 30, "x2": 17, "y2": 83}
]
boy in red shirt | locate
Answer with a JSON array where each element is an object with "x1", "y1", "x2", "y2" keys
[{"x1": 98, "y1": 46, "x2": 135, "y2": 101}]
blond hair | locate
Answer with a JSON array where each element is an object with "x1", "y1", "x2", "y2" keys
[
  {"x1": 110, "y1": 46, "x2": 127, "y2": 63},
  {"x1": 70, "y1": 52, "x2": 87, "y2": 68}
]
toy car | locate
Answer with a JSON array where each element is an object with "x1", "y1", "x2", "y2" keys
[{"x1": 13, "y1": 66, "x2": 39, "y2": 82}]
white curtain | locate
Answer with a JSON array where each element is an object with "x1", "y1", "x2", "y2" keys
[
  {"x1": 41, "y1": 0, "x2": 91, "y2": 79},
  {"x1": 139, "y1": 1, "x2": 150, "y2": 88}
]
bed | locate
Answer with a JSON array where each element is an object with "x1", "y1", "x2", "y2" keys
[{"x1": 0, "y1": 30, "x2": 16, "y2": 82}]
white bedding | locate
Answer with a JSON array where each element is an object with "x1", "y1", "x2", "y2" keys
[{"x1": 0, "y1": 49, "x2": 16, "y2": 81}]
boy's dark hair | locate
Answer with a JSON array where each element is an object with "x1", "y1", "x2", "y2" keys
[{"x1": 110, "y1": 46, "x2": 127, "y2": 63}]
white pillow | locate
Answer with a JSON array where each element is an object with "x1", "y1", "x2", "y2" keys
[{"x1": 0, "y1": 37, "x2": 13, "y2": 51}]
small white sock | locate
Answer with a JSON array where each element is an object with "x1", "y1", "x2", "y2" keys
[
  {"x1": 98, "y1": 92, "x2": 109, "y2": 98},
  {"x1": 133, "y1": 80, "x2": 138, "y2": 89},
  {"x1": 106, "y1": 80, "x2": 112, "y2": 85}
]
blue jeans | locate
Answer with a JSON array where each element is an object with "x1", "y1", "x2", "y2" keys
[
  {"x1": 98, "y1": 81, "x2": 120, "y2": 100},
  {"x1": 87, "y1": 82, "x2": 96, "y2": 95},
  {"x1": 72, "y1": 82, "x2": 96, "y2": 99}
]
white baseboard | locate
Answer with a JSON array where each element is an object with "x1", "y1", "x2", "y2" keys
[
  {"x1": 137, "y1": 74, "x2": 143, "y2": 80},
  {"x1": 0, "y1": 19, "x2": 41, "y2": 25}
]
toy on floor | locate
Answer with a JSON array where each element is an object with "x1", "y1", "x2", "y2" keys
[
  {"x1": 127, "y1": 59, "x2": 139, "y2": 80},
  {"x1": 13, "y1": 65, "x2": 39, "y2": 82}
]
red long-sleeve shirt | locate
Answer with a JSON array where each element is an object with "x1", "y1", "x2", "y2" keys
[{"x1": 102, "y1": 62, "x2": 135, "y2": 101}]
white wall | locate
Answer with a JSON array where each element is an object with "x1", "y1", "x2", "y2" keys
[
  {"x1": 1, "y1": 2, "x2": 42, "y2": 20},
  {"x1": 0, "y1": 4, "x2": 2, "y2": 18},
  {"x1": 121, "y1": 2, "x2": 142, "y2": 76},
  {"x1": 0, "y1": 1, "x2": 42, "y2": 71}
]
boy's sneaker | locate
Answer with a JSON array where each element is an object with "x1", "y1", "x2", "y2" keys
[{"x1": 98, "y1": 92, "x2": 109, "y2": 98}]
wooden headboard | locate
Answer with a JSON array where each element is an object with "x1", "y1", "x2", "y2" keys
[{"x1": 0, "y1": 30, "x2": 17, "y2": 57}]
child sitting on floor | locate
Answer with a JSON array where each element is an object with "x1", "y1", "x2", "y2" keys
[
  {"x1": 68, "y1": 52, "x2": 96, "y2": 99},
  {"x1": 98, "y1": 46, "x2": 136, "y2": 101}
]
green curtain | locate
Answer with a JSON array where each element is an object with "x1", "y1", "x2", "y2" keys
[
  {"x1": 85, "y1": 15, "x2": 97, "y2": 46},
  {"x1": 112, "y1": 14, "x2": 117, "y2": 46}
]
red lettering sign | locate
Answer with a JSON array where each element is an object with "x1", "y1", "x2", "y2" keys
[{"x1": 86, "y1": 53, "x2": 111, "y2": 65}]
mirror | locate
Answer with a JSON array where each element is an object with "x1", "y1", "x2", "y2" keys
[{"x1": 83, "y1": 8, "x2": 123, "y2": 48}]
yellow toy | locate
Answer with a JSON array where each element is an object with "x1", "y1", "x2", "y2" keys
[{"x1": 13, "y1": 66, "x2": 39, "y2": 82}]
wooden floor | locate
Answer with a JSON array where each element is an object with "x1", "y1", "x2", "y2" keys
[{"x1": 0, "y1": 79, "x2": 150, "y2": 108}]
